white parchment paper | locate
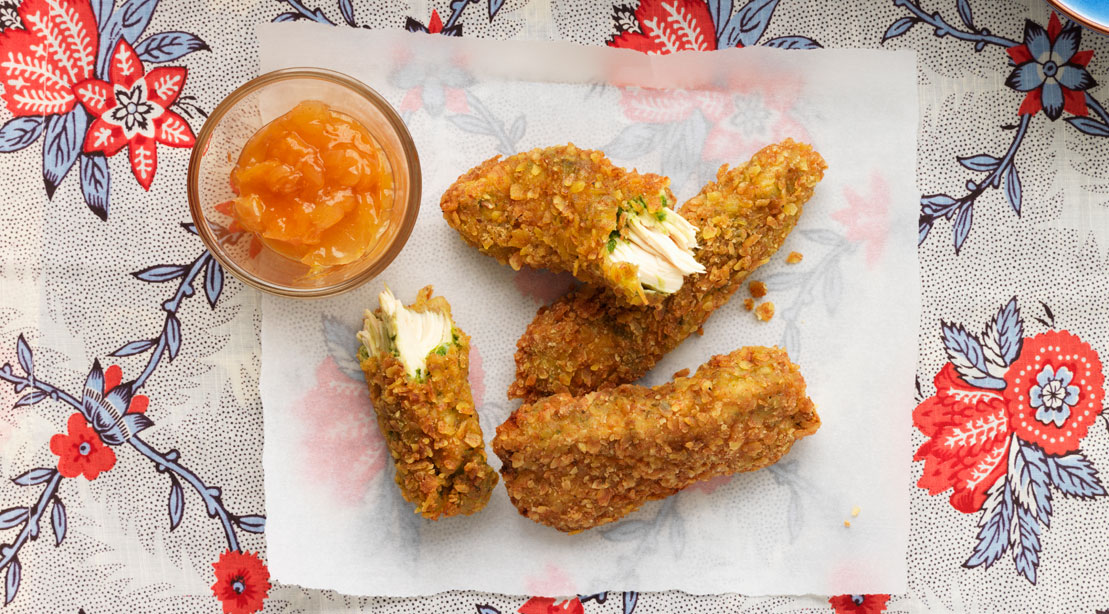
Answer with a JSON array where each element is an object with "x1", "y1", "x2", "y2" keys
[{"x1": 257, "y1": 23, "x2": 918, "y2": 597}]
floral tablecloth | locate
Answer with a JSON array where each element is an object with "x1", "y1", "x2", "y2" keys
[{"x1": 0, "y1": 0, "x2": 1107, "y2": 613}]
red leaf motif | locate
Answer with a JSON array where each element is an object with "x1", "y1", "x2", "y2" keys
[
  {"x1": 83, "y1": 116, "x2": 127, "y2": 155},
  {"x1": 145, "y1": 66, "x2": 186, "y2": 106},
  {"x1": 154, "y1": 111, "x2": 195, "y2": 148},
  {"x1": 129, "y1": 135, "x2": 157, "y2": 190},
  {"x1": 620, "y1": 88, "x2": 697, "y2": 123},
  {"x1": 913, "y1": 364, "x2": 1011, "y2": 513},
  {"x1": 109, "y1": 38, "x2": 142, "y2": 88},
  {"x1": 0, "y1": 0, "x2": 98, "y2": 116},
  {"x1": 608, "y1": 0, "x2": 716, "y2": 54}
]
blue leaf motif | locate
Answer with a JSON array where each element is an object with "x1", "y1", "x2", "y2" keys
[
  {"x1": 448, "y1": 114, "x2": 495, "y2": 137},
  {"x1": 1011, "y1": 439, "x2": 1052, "y2": 526},
  {"x1": 623, "y1": 591, "x2": 639, "y2": 614},
  {"x1": 112, "y1": 339, "x2": 155, "y2": 357},
  {"x1": 323, "y1": 316, "x2": 363, "y2": 381},
  {"x1": 166, "y1": 314, "x2": 182, "y2": 360},
  {"x1": 80, "y1": 153, "x2": 110, "y2": 221},
  {"x1": 1046, "y1": 453, "x2": 1107, "y2": 499},
  {"x1": 11, "y1": 468, "x2": 54, "y2": 486},
  {"x1": 133, "y1": 264, "x2": 187, "y2": 283},
  {"x1": 475, "y1": 606, "x2": 501, "y2": 614},
  {"x1": 964, "y1": 478, "x2": 1012, "y2": 569},
  {"x1": 181, "y1": 222, "x2": 199, "y2": 235},
  {"x1": 1011, "y1": 504, "x2": 1041, "y2": 584},
  {"x1": 15, "y1": 334, "x2": 32, "y2": 376},
  {"x1": 0, "y1": 116, "x2": 44, "y2": 153},
  {"x1": 92, "y1": 0, "x2": 114, "y2": 30},
  {"x1": 604, "y1": 123, "x2": 664, "y2": 161},
  {"x1": 273, "y1": 12, "x2": 302, "y2": 22},
  {"x1": 1066, "y1": 117, "x2": 1109, "y2": 137},
  {"x1": 168, "y1": 475, "x2": 183, "y2": 530},
  {"x1": 957, "y1": 0, "x2": 974, "y2": 29},
  {"x1": 0, "y1": 507, "x2": 28, "y2": 530},
  {"x1": 957, "y1": 154, "x2": 1001, "y2": 172},
  {"x1": 236, "y1": 515, "x2": 266, "y2": 534},
  {"x1": 995, "y1": 297, "x2": 1023, "y2": 366},
  {"x1": 720, "y1": 0, "x2": 779, "y2": 48},
  {"x1": 918, "y1": 218, "x2": 933, "y2": 245},
  {"x1": 97, "y1": 0, "x2": 159, "y2": 78},
  {"x1": 953, "y1": 203, "x2": 973, "y2": 253},
  {"x1": 941, "y1": 322, "x2": 990, "y2": 381},
  {"x1": 204, "y1": 259, "x2": 224, "y2": 308},
  {"x1": 1004, "y1": 164, "x2": 1021, "y2": 215},
  {"x1": 761, "y1": 35, "x2": 822, "y2": 49},
  {"x1": 705, "y1": 0, "x2": 733, "y2": 39},
  {"x1": 660, "y1": 110, "x2": 708, "y2": 192},
  {"x1": 4, "y1": 556, "x2": 19, "y2": 605},
  {"x1": 799, "y1": 228, "x2": 843, "y2": 246},
  {"x1": 338, "y1": 0, "x2": 355, "y2": 26},
  {"x1": 488, "y1": 0, "x2": 505, "y2": 21},
  {"x1": 14, "y1": 391, "x2": 48, "y2": 407},
  {"x1": 42, "y1": 109, "x2": 87, "y2": 198},
  {"x1": 920, "y1": 194, "x2": 957, "y2": 216},
  {"x1": 134, "y1": 31, "x2": 209, "y2": 63},
  {"x1": 601, "y1": 519, "x2": 648, "y2": 541},
  {"x1": 822, "y1": 262, "x2": 842, "y2": 315},
  {"x1": 51, "y1": 498, "x2": 66, "y2": 546},
  {"x1": 882, "y1": 16, "x2": 917, "y2": 43}
]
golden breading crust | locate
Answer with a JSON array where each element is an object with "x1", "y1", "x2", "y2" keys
[
  {"x1": 509, "y1": 139, "x2": 826, "y2": 402},
  {"x1": 440, "y1": 144, "x2": 676, "y2": 306},
  {"x1": 359, "y1": 287, "x2": 498, "y2": 519},
  {"x1": 493, "y1": 346, "x2": 820, "y2": 533}
]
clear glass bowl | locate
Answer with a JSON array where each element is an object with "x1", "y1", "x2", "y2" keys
[{"x1": 188, "y1": 68, "x2": 420, "y2": 298}]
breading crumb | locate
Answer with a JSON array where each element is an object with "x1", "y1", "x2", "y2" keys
[
  {"x1": 672, "y1": 368, "x2": 691, "y2": 379},
  {"x1": 743, "y1": 298, "x2": 755, "y2": 311},
  {"x1": 844, "y1": 520, "x2": 851, "y2": 528},
  {"x1": 852, "y1": 505, "x2": 861, "y2": 517},
  {"x1": 748, "y1": 280, "x2": 767, "y2": 298},
  {"x1": 786, "y1": 251, "x2": 803, "y2": 264},
  {"x1": 755, "y1": 302, "x2": 775, "y2": 322}
]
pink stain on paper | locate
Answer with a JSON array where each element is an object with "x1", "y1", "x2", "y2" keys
[
  {"x1": 832, "y1": 172, "x2": 891, "y2": 267},
  {"x1": 514, "y1": 267, "x2": 577, "y2": 303},
  {"x1": 689, "y1": 474, "x2": 732, "y2": 495},
  {"x1": 468, "y1": 341, "x2": 485, "y2": 408},
  {"x1": 297, "y1": 357, "x2": 386, "y2": 505},
  {"x1": 524, "y1": 564, "x2": 577, "y2": 598}
]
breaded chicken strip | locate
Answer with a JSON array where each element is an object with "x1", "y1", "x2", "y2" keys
[
  {"x1": 493, "y1": 346, "x2": 820, "y2": 533},
  {"x1": 357, "y1": 286, "x2": 498, "y2": 519},
  {"x1": 509, "y1": 140, "x2": 826, "y2": 402},
  {"x1": 440, "y1": 144, "x2": 705, "y2": 306}
]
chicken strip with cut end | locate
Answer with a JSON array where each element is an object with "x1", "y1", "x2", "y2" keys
[
  {"x1": 357, "y1": 286, "x2": 498, "y2": 519},
  {"x1": 440, "y1": 144, "x2": 704, "y2": 305},
  {"x1": 493, "y1": 346, "x2": 820, "y2": 533},
  {"x1": 509, "y1": 139, "x2": 826, "y2": 402}
]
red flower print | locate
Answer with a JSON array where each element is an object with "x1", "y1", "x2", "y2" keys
[
  {"x1": 1004, "y1": 330, "x2": 1104, "y2": 455},
  {"x1": 72, "y1": 38, "x2": 196, "y2": 190},
  {"x1": 828, "y1": 594, "x2": 891, "y2": 614},
  {"x1": 519, "y1": 596, "x2": 584, "y2": 614},
  {"x1": 914, "y1": 364, "x2": 1010, "y2": 513},
  {"x1": 426, "y1": 9, "x2": 443, "y2": 34},
  {"x1": 1005, "y1": 13, "x2": 1096, "y2": 121},
  {"x1": 49, "y1": 412, "x2": 116, "y2": 480},
  {"x1": 832, "y1": 172, "x2": 890, "y2": 267},
  {"x1": 0, "y1": 0, "x2": 98, "y2": 116},
  {"x1": 211, "y1": 549, "x2": 271, "y2": 614},
  {"x1": 104, "y1": 364, "x2": 148, "y2": 414},
  {"x1": 608, "y1": 0, "x2": 717, "y2": 54}
]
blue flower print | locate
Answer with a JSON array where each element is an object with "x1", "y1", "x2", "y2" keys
[{"x1": 1029, "y1": 365, "x2": 1080, "y2": 427}]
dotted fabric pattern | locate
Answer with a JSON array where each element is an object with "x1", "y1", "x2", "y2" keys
[{"x1": 0, "y1": 1, "x2": 1107, "y2": 613}]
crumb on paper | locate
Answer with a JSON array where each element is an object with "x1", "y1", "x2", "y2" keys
[
  {"x1": 852, "y1": 505, "x2": 861, "y2": 517},
  {"x1": 786, "y1": 251, "x2": 803, "y2": 264},
  {"x1": 755, "y1": 302, "x2": 775, "y2": 322},
  {"x1": 743, "y1": 298, "x2": 755, "y2": 311},
  {"x1": 843, "y1": 520, "x2": 851, "y2": 528},
  {"x1": 748, "y1": 280, "x2": 767, "y2": 298},
  {"x1": 672, "y1": 368, "x2": 690, "y2": 379}
]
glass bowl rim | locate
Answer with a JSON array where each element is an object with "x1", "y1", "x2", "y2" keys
[
  {"x1": 186, "y1": 66, "x2": 421, "y2": 299},
  {"x1": 1044, "y1": 0, "x2": 1109, "y2": 35}
]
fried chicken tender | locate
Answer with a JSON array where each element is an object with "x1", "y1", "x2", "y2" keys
[
  {"x1": 440, "y1": 144, "x2": 705, "y2": 305},
  {"x1": 509, "y1": 140, "x2": 826, "y2": 402},
  {"x1": 493, "y1": 346, "x2": 820, "y2": 533},
  {"x1": 357, "y1": 286, "x2": 498, "y2": 519}
]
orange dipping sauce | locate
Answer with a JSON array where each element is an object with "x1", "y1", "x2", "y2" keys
[{"x1": 229, "y1": 100, "x2": 393, "y2": 269}]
